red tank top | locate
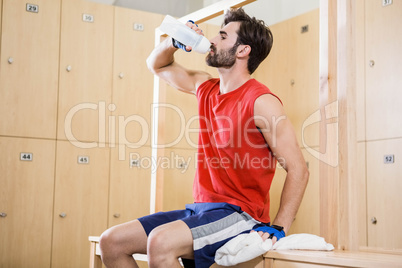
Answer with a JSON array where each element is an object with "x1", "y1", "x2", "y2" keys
[{"x1": 194, "y1": 78, "x2": 280, "y2": 223}]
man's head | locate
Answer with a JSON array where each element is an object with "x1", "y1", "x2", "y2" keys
[{"x1": 206, "y1": 8, "x2": 273, "y2": 74}]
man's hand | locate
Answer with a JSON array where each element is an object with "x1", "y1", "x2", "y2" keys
[
  {"x1": 172, "y1": 20, "x2": 204, "y2": 52},
  {"x1": 250, "y1": 225, "x2": 285, "y2": 244}
]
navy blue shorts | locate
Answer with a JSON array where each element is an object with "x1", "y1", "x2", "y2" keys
[{"x1": 138, "y1": 202, "x2": 264, "y2": 268}]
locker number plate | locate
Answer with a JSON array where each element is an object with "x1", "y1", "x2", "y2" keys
[
  {"x1": 383, "y1": 0, "x2": 392, "y2": 6},
  {"x1": 20, "y1": 152, "x2": 33, "y2": 161},
  {"x1": 26, "y1": 3, "x2": 39, "y2": 13},
  {"x1": 134, "y1": 23, "x2": 144, "y2": 31},
  {"x1": 384, "y1": 154, "x2": 395, "y2": 164},
  {"x1": 78, "y1": 156, "x2": 90, "y2": 164},
  {"x1": 82, "y1": 14, "x2": 94, "y2": 23}
]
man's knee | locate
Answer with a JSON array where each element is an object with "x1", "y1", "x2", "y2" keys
[
  {"x1": 147, "y1": 226, "x2": 169, "y2": 255},
  {"x1": 99, "y1": 228, "x2": 119, "y2": 256},
  {"x1": 147, "y1": 222, "x2": 193, "y2": 265}
]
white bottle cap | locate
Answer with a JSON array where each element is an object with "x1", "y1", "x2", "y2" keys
[{"x1": 193, "y1": 36, "x2": 211, "y2": 54}]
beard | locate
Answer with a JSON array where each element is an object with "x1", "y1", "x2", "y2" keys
[{"x1": 206, "y1": 42, "x2": 240, "y2": 68}]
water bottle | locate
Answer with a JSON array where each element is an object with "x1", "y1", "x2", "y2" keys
[{"x1": 159, "y1": 15, "x2": 211, "y2": 54}]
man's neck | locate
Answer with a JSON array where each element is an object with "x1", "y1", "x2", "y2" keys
[{"x1": 218, "y1": 67, "x2": 251, "y2": 95}]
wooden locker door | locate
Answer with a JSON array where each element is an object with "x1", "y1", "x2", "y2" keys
[
  {"x1": 365, "y1": 0, "x2": 402, "y2": 141},
  {"x1": 112, "y1": 8, "x2": 163, "y2": 148},
  {"x1": 52, "y1": 141, "x2": 110, "y2": 268},
  {"x1": 162, "y1": 148, "x2": 196, "y2": 211},
  {"x1": 0, "y1": 137, "x2": 56, "y2": 268},
  {"x1": 287, "y1": 9, "x2": 319, "y2": 148},
  {"x1": 366, "y1": 139, "x2": 402, "y2": 250},
  {"x1": 109, "y1": 146, "x2": 152, "y2": 227},
  {"x1": 57, "y1": 0, "x2": 113, "y2": 143},
  {"x1": 253, "y1": 9, "x2": 320, "y2": 148},
  {"x1": 0, "y1": 0, "x2": 60, "y2": 139}
]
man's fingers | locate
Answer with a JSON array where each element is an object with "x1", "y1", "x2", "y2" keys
[
  {"x1": 253, "y1": 231, "x2": 278, "y2": 242},
  {"x1": 185, "y1": 21, "x2": 204, "y2": 36}
]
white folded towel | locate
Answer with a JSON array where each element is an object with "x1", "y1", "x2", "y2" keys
[
  {"x1": 214, "y1": 232, "x2": 271, "y2": 266},
  {"x1": 273, "y1": 233, "x2": 334, "y2": 251},
  {"x1": 215, "y1": 233, "x2": 334, "y2": 266}
]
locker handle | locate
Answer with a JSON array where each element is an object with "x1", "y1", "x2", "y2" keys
[
  {"x1": 371, "y1": 217, "x2": 377, "y2": 225},
  {"x1": 8, "y1": 57, "x2": 13, "y2": 64},
  {"x1": 59, "y1": 212, "x2": 67, "y2": 218},
  {"x1": 0, "y1": 212, "x2": 7, "y2": 217}
]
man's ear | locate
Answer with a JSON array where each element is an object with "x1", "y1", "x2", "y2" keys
[{"x1": 238, "y1": 45, "x2": 251, "y2": 57}]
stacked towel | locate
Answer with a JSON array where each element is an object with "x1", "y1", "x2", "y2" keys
[
  {"x1": 215, "y1": 233, "x2": 334, "y2": 266},
  {"x1": 273, "y1": 233, "x2": 334, "y2": 251}
]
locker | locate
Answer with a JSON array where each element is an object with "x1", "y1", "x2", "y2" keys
[
  {"x1": 52, "y1": 140, "x2": 110, "y2": 268},
  {"x1": 112, "y1": 7, "x2": 163, "y2": 147},
  {"x1": 57, "y1": 0, "x2": 113, "y2": 143},
  {"x1": 365, "y1": 0, "x2": 402, "y2": 141},
  {"x1": 0, "y1": 137, "x2": 56, "y2": 268},
  {"x1": 108, "y1": 145, "x2": 152, "y2": 227},
  {"x1": 366, "y1": 138, "x2": 402, "y2": 250},
  {"x1": 0, "y1": 0, "x2": 60, "y2": 139}
]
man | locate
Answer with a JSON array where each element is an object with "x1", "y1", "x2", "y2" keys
[{"x1": 100, "y1": 8, "x2": 309, "y2": 268}]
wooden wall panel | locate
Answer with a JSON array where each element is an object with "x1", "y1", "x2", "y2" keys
[
  {"x1": 0, "y1": 0, "x2": 60, "y2": 139},
  {"x1": 0, "y1": 137, "x2": 55, "y2": 268}
]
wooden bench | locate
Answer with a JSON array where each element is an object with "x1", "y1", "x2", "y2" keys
[
  {"x1": 89, "y1": 236, "x2": 402, "y2": 268},
  {"x1": 263, "y1": 249, "x2": 402, "y2": 268},
  {"x1": 89, "y1": 236, "x2": 264, "y2": 268}
]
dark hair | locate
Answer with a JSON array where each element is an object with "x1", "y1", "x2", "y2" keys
[{"x1": 223, "y1": 8, "x2": 273, "y2": 74}]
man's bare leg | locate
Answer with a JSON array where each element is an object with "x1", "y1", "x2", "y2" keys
[
  {"x1": 100, "y1": 219, "x2": 194, "y2": 268},
  {"x1": 147, "y1": 220, "x2": 194, "y2": 268},
  {"x1": 99, "y1": 219, "x2": 147, "y2": 268}
]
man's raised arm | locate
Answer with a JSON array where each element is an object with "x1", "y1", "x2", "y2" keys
[{"x1": 146, "y1": 25, "x2": 211, "y2": 95}]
